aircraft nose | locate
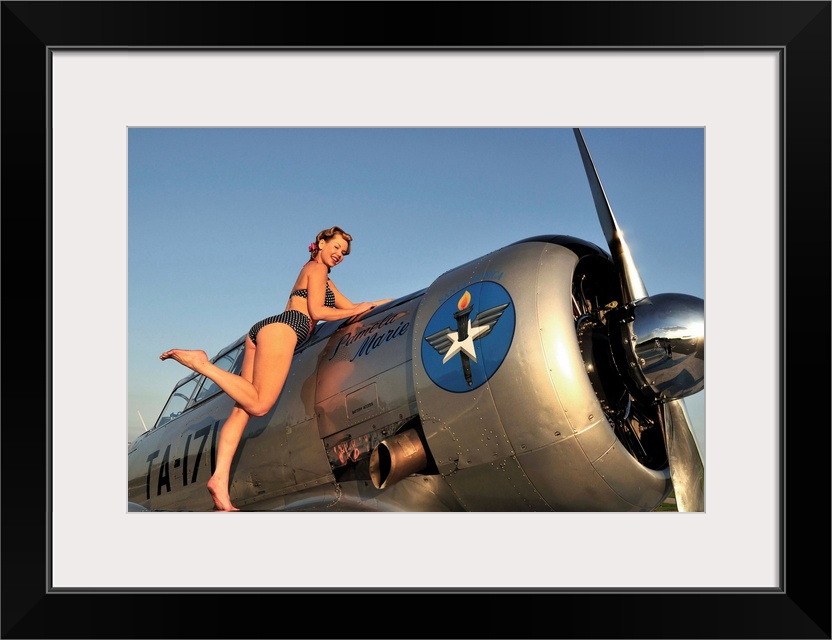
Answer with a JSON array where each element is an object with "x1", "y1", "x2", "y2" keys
[{"x1": 627, "y1": 293, "x2": 705, "y2": 400}]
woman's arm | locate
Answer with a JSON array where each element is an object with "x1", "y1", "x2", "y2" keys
[
  {"x1": 305, "y1": 263, "x2": 374, "y2": 322},
  {"x1": 326, "y1": 278, "x2": 355, "y2": 308},
  {"x1": 329, "y1": 282, "x2": 395, "y2": 313}
]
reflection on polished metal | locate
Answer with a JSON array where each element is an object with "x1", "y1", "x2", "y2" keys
[
  {"x1": 573, "y1": 128, "x2": 648, "y2": 303},
  {"x1": 129, "y1": 129, "x2": 706, "y2": 514},
  {"x1": 661, "y1": 400, "x2": 705, "y2": 512},
  {"x1": 628, "y1": 293, "x2": 705, "y2": 400},
  {"x1": 369, "y1": 429, "x2": 428, "y2": 489},
  {"x1": 573, "y1": 128, "x2": 704, "y2": 512}
]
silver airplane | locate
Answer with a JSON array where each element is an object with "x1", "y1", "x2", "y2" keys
[{"x1": 128, "y1": 128, "x2": 705, "y2": 513}]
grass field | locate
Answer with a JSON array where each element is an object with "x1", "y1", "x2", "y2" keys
[{"x1": 654, "y1": 490, "x2": 679, "y2": 512}]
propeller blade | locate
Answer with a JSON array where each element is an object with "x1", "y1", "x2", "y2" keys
[
  {"x1": 661, "y1": 399, "x2": 705, "y2": 512},
  {"x1": 573, "y1": 128, "x2": 648, "y2": 304},
  {"x1": 573, "y1": 128, "x2": 705, "y2": 512}
]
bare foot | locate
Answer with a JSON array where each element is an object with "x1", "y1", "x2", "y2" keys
[
  {"x1": 159, "y1": 349, "x2": 210, "y2": 373},
  {"x1": 207, "y1": 475, "x2": 240, "y2": 512}
]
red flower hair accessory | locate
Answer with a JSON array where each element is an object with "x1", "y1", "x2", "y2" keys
[{"x1": 308, "y1": 242, "x2": 317, "y2": 253}]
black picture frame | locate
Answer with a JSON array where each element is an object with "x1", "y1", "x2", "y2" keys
[{"x1": 2, "y1": 2, "x2": 829, "y2": 638}]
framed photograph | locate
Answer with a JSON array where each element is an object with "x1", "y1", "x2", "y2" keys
[{"x1": 3, "y1": 2, "x2": 829, "y2": 638}]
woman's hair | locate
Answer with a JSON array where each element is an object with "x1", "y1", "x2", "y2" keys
[{"x1": 309, "y1": 226, "x2": 352, "y2": 260}]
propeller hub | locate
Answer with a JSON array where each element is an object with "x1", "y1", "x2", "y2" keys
[{"x1": 610, "y1": 293, "x2": 704, "y2": 403}]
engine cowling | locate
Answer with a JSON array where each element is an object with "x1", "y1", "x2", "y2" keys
[{"x1": 408, "y1": 236, "x2": 671, "y2": 511}]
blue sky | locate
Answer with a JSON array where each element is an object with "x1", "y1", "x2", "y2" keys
[{"x1": 128, "y1": 127, "x2": 704, "y2": 453}]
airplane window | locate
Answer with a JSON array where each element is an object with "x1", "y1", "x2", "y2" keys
[
  {"x1": 153, "y1": 377, "x2": 200, "y2": 429},
  {"x1": 193, "y1": 344, "x2": 244, "y2": 404}
]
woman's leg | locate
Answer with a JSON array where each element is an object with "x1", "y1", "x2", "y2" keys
[
  {"x1": 205, "y1": 336, "x2": 257, "y2": 511},
  {"x1": 202, "y1": 324, "x2": 297, "y2": 510},
  {"x1": 206, "y1": 405, "x2": 249, "y2": 511},
  {"x1": 160, "y1": 323, "x2": 297, "y2": 416}
]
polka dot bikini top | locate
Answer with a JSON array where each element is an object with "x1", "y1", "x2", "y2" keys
[{"x1": 290, "y1": 282, "x2": 336, "y2": 308}]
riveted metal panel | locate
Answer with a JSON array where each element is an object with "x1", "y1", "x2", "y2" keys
[
  {"x1": 419, "y1": 415, "x2": 459, "y2": 476},
  {"x1": 234, "y1": 416, "x2": 334, "y2": 506},
  {"x1": 442, "y1": 454, "x2": 550, "y2": 511},
  {"x1": 533, "y1": 243, "x2": 609, "y2": 441},
  {"x1": 412, "y1": 251, "x2": 513, "y2": 472},
  {"x1": 515, "y1": 440, "x2": 644, "y2": 511},
  {"x1": 412, "y1": 239, "x2": 669, "y2": 510},
  {"x1": 591, "y1": 441, "x2": 670, "y2": 508},
  {"x1": 485, "y1": 243, "x2": 579, "y2": 452},
  {"x1": 315, "y1": 297, "x2": 420, "y2": 439},
  {"x1": 259, "y1": 335, "x2": 325, "y2": 431}
]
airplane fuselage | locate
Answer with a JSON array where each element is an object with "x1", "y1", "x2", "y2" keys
[{"x1": 128, "y1": 235, "x2": 676, "y2": 512}]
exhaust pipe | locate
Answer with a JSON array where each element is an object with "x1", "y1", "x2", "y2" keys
[{"x1": 369, "y1": 429, "x2": 427, "y2": 489}]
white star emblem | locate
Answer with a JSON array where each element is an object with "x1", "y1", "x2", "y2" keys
[{"x1": 442, "y1": 320, "x2": 490, "y2": 364}]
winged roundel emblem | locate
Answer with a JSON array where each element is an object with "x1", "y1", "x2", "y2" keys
[
  {"x1": 424, "y1": 302, "x2": 510, "y2": 362},
  {"x1": 423, "y1": 286, "x2": 511, "y2": 388}
]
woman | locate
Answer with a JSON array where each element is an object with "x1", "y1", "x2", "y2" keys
[{"x1": 160, "y1": 226, "x2": 392, "y2": 511}]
